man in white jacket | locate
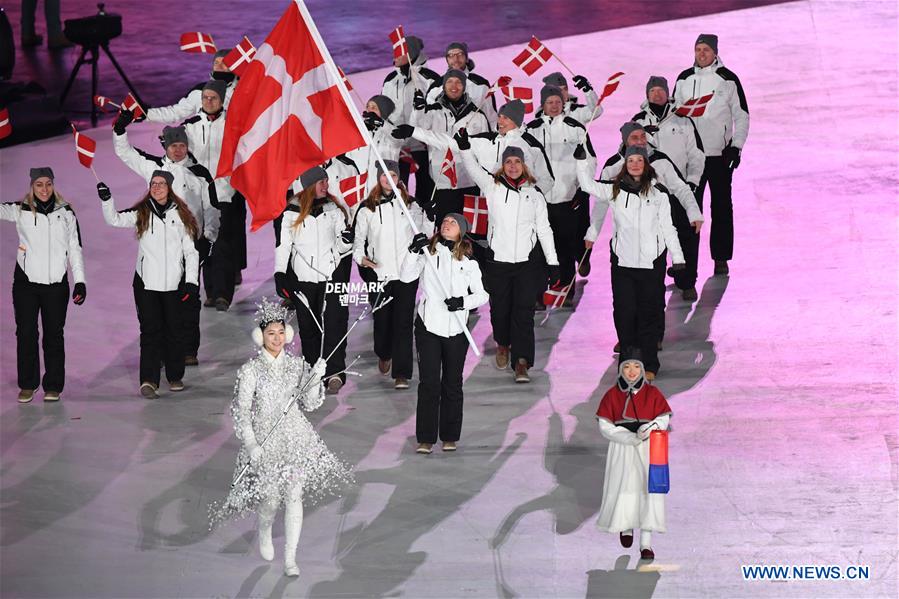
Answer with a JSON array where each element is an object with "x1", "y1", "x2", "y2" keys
[
  {"x1": 632, "y1": 77, "x2": 706, "y2": 301},
  {"x1": 426, "y1": 42, "x2": 498, "y2": 126},
  {"x1": 673, "y1": 33, "x2": 750, "y2": 276},
  {"x1": 145, "y1": 49, "x2": 237, "y2": 124},
  {"x1": 535, "y1": 72, "x2": 602, "y2": 125}
]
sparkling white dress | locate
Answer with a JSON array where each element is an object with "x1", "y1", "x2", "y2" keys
[{"x1": 210, "y1": 349, "x2": 352, "y2": 525}]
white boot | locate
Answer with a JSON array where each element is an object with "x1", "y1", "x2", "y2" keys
[
  {"x1": 283, "y1": 496, "x2": 303, "y2": 577},
  {"x1": 257, "y1": 499, "x2": 278, "y2": 562}
]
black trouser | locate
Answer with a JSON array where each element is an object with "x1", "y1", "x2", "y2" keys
[
  {"x1": 292, "y1": 275, "x2": 349, "y2": 383},
  {"x1": 610, "y1": 253, "x2": 666, "y2": 374},
  {"x1": 371, "y1": 278, "x2": 419, "y2": 379},
  {"x1": 433, "y1": 185, "x2": 478, "y2": 226},
  {"x1": 669, "y1": 194, "x2": 702, "y2": 290},
  {"x1": 181, "y1": 238, "x2": 210, "y2": 357},
  {"x1": 210, "y1": 202, "x2": 237, "y2": 302},
  {"x1": 233, "y1": 193, "x2": 248, "y2": 272},
  {"x1": 415, "y1": 317, "x2": 468, "y2": 444},
  {"x1": 12, "y1": 268, "x2": 69, "y2": 392},
  {"x1": 485, "y1": 249, "x2": 546, "y2": 367},
  {"x1": 697, "y1": 156, "x2": 733, "y2": 261},
  {"x1": 133, "y1": 274, "x2": 185, "y2": 386},
  {"x1": 547, "y1": 197, "x2": 583, "y2": 286},
  {"x1": 399, "y1": 149, "x2": 433, "y2": 205}
]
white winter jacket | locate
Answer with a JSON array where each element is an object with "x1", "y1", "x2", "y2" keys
[
  {"x1": 113, "y1": 131, "x2": 220, "y2": 241},
  {"x1": 672, "y1": 57, "x2": 749, "y2": 156},
  {"x1": 353, "y1": 195, "x2": 433, "y2": 282},
  {"x1": 576, "y1": 161, "x2": 684, "y2": 268},
  {"x1": 410, "y1": 94, "x2": 491, "y2": 190},
  {"x1": 535, "y1": 92, "x2": 603, "y2": 124},
  {"x1": 468, "y1": 128, "x2": 555, "y2": 193},
  {"x1": 0, "y1": 199, "x2": 85, "y2": 285},
  {"x1": 461, "y1": 151, "x2": 558, "y2": 265},
  {"x1": 525, "y1": 114, "x2": 597, "y2": 204},
  {"x1": 338, "y1": 125, "x2": 406, "y2": 195},
  {"x1": 182, "y1": 109, "x2": 236, "y2": 204},
  {"x1": 381, "y1": 63, "x2": 441, "y2": 154},
  {"x1": 426, "y1": 69, "x2": 498, "y2": 125},
  {"x1": 146, "y1": 78, "x2": 236, "y2": 124},
  {"x1": 632, "y1": 101, "x2": 706, "y2": 186},
  {"x1": 400, "y1": 241, "x2": 488, "y2": 338},
  {"x1": 100, "y1": 196, "x2": 199, "y2": 291},
  {"x1": 275, "y1": 201, "x2": 351, "y2": 283},
  {"x1": 600, "y1": 148, "x2": 703, "y2": 224}
]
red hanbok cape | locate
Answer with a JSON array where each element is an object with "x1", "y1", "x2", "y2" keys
[{"x1": 596, "y1": 384, "x2": 672, "y2": 426}]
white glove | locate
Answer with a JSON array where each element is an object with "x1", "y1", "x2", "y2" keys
[
  {"x1": 637, "y1": 422, "x2": 658, "y2": 440},
  {"x1": 247, "y1": 443, "x2": 264, "y2": 464},
  {"x1": 629, "y1": 433, "x2": 643, "y2": 446},
  {"x1": 311, "y1": 358, "x2": 327, "y2": 380}
]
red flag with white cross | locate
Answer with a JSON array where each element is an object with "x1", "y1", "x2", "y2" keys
[
  {"x1": 217, "y1": 0, "x2": 367, "y2": 230},
  {"x1": 441, "y1": 148, "x2": 457, "y2": 188},
  {"x1": 598, "y1": 72, "x2": 625, "y2": 103},
  {"x1": 500, "y1": 86, "x2": 534, "y2": 113},
  {"x1": 0, "y1": 107, "x2": 11, "y2": 139},
  {"x1": 180, "y1": 32, "x2": 217, "y2": 54},
  {"x1": 223, "y1": 36, "x2": 257, "y2": 76},
  {"x1": 71, "y1": 125, "x2": 97, "y2": 168},
  {"x1": 339, "y1": 172, "x2": 367, "y2": 208},
  {"x1": 512, "y1": 37, "x2": 553, "y2": 76},
  {"x1": 388, "y1": 26, "x2": 408, "y2": 60},
  {"x1": 675, "y1": 93, "x2": 714, "y2": 117},
  {"x1": 463, "y1": 194, "x2": 488, "y2": 235},
  {"x1": 121, "y1": 93, "x2": 146, "y2": 120}
]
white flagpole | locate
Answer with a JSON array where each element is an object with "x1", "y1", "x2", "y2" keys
[{"x1": 296, "y1": 0, "x2": 480, "y2": 356}]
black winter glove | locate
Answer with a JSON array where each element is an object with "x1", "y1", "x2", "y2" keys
[
  {"x1": 547, "y1": 265, "x2": 561, "y2": 286},
  {"x1": 72, "y1": 282, "x2": 86, "y2": 305},
  {"x1": 363, "y1": 111, "x2": 384, "y2": 132},
  {"x1": 670, "y1": 263, "x2": 686, "y2": 272},
  {"x1": 274, "y1": 272, "x2": 292, "y2": 300},
  {"x1": 113, "y1": 109, "x2": 134, "y2": 135},
  {"x1": 392, "y1": 124, "x2": 415, "y2": 139},
  {"x1": 340, "y1": 228, "x2": 354, "y2": 244},
  {"x1": 180, "y1": 282, "x2": 199, "y2": 303},
  {"x1": 97, "y1": 182, "x2": 112, "y2": 201},
  {"x1": 453, "y1": 128, "x2": 470, "y2": 151},
  {"x1": 723, "y1": 145, "x2": 741, "y2": 170},
  {"x1": 412, "y1": 90, "x2": 426, "y2": 111},
  {"x1": 408, "y1": 232, "x2": 429, "y2": 254},
  {"x1": 572, "y1": 75, "x2": 592, "y2": 92},
  {"x1": 573, "y1": 144, "x2": 586, "y2": 160},
  {"x1": 444, "y1": 296, "x2": 465, "y2": 312}
]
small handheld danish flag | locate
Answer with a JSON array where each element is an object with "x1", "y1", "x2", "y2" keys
[
  {"x1": 674, "y1": 93, "x2": 715, "y2": 117},
  {"x1": 223, "y1": 36, "x2": 256, "y2": 76},
  {"x1": 180, "y1": 32, "x2": 217, "y2": 54},
  {"x1": 500, "y1": 86, "x2": 535, "y2": 113},
  {"x1": 93, "y1": 95, "x2": 120, "y2": 112},
  {"x1": 543, "y1": 281, "x2": 572, "y2": 308},
  {"x1": 388, "y1": 26, "x2": 408, "y2": 60},
  {"x1": 121, "y1": 93, "x2": 146, "y2": 120},
  {"x1": 0, "y1": 107, "x2": 11, "y2": 140},
  {"x1": 339, "y1": 172, "x2": 368, "y2": 208},
  {"x1": 463, "y1": 194, "x2": 488, "y2": 235},
  {"x1": 441, "y1": 148, "x2": 457, "y2": 188},
  {"x1": 598, "y1": 72, "x2": 625, "y2": 103},
  {"x1": 512, "y1": 37, "x2": 553, "y2": 76},
  {"x1": 71, "y1": 125, "x2": 97, "y2": 169}
]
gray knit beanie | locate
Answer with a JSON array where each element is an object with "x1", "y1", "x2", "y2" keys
[
  {"x1": 542, "y1": 71, "x2": 567, "y2": 88},
  {"x1": 619, "y1": 121, "x2": 645, "y2": 143},
  {"x1": 299, "y1": 166, "x2": 328, "y2": 190},
  {"x1": 376, "y1": 160, "x2": 400, "y2": 178},
  {"x1": 29, "y1": 167, "x2": 54, "y2": 184},
  {"x1": 499, "y1": 100, "x2": 525, "y2": 127},
  {"x1": 444, "y1": 212, "x2": 470, "y2": 237},
  {"x1": 369, "y1": 95, "x2": 395, "y2": 120},
  {"x1": 645, "y1": 76, "x2": 669, "y2": 97},
  {"x1": 624, "y1": 145, "x2": 649, "y2": 161},
  {"x1": 501, "y1": 145, "x2": 525, "y2": 163},
  {"x1": 150, "y1": 169, "x2": 175, "y2": 187},
  {"x1": 695, "y1": 33, "x2": 718, "y2": 54},
  {"x1": 443, "y1": 68, "x2": 468, "y2": 90},
  {"x1": 161, "y1": 126, "x2": 189, "y2": 148},
  {"x1": 203, "y1": 80, "x2": 227, "y2": 103},
  {"x1": 540, "y1": 85, "x2": 563, "y2": 106}
]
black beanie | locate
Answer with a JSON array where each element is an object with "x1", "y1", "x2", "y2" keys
[
  {"x1": 161, "y1": 126, "x2": 188, "y2": 149},
  {"x1": 29, "y1": 167, "x2": 55, "y2": 184},
  {"x1": 368, "y1": 95, "x2": 395, "y2": 120},
  {"x1": 443, "y1": 69, "x2": 468, "y2": 91},
  {"x1": 501, "y1": 146, "x2": 525, "y2": 163},
  {"x1": 540, "y1": 85, "x2": 563, "y2": 106},
  {"x1": 445, "y1": 41, "x2": 468, "y2": 57},
  {"x1": 203, "y1": 80, "x2": 227, "y2": 104}
]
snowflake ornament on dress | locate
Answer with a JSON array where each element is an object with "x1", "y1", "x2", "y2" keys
[{"x1": 209, "y1": 349, "x2": 353, "y2": 527}]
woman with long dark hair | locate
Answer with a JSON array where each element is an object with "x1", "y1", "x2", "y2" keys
[
  {"x1": 402, "y1": 214, "x2": 487, "y2": 453},
  {"x1": 1, "y1": 168, "x2": 86, "y2": 403},
  {"x1": 575, "y1": 145, "x2": 685, "y2": 379},
  {"x1": 274, "y1": 167, "x2": 352, "y2": 395},
  {"x1": 353, "y1": 160, "x2": 433, "y2": 390},
  {"x1": 96, "y1": 172, "x2": 200, "y2": 398}
]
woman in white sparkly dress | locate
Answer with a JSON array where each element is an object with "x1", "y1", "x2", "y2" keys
[{"x1": 211, "y1": 298, "x2": 353, "y2": 577}]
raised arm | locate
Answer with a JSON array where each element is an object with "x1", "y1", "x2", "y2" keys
[{"x1": 97, "y1": 183, "x2": 139, "y2": 228}]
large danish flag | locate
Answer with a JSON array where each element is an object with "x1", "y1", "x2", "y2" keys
[
  {"x1": 217, "y1": 0, "x2": 366, "y2": 230},
  {"x1": 512, "y1": 37, "x2": 553, "y2": 76}
]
